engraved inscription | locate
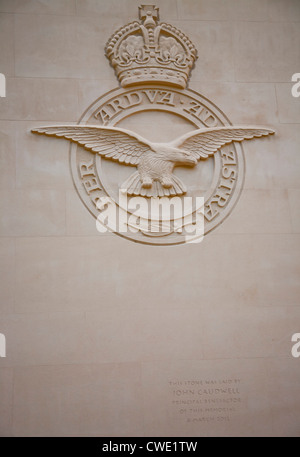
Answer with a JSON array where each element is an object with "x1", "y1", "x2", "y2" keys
[
  {"x1": 79, "y1": 160, "x2": 101, "y2": 195},
  {"x1": 204, "y1": 148, "x2": 237, "y2": 222},
  {"x1": 94, "y1": 89, "x2": 217, "y2": 125},
  {"x1": 169, "y1": 378, "x2": 243, "y2": 424}
]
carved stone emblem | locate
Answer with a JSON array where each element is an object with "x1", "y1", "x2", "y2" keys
[{"x1": 32, "y1": 5, "x2": 275, "y2": 246}]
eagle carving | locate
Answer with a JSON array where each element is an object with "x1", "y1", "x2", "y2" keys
[{"x1": 32, "y1": 125, "x2": 274, "y2": 197}]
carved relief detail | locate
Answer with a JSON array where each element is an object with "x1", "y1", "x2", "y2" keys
[
  {"x1": 105, "y1": 5, "x2": 197, "y2": 89},
  {"x1": 31, "y1": 6, "x2": 276, "y2": 245}
]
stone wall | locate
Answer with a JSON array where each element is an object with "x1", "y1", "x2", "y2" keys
[{"x1": 0, "y1": 0, "x2": 299, "y2": 436}]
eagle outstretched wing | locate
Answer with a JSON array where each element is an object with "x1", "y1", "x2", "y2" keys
[
  {"x1": 31, "y1": 125, "x2": 153, "y2": 165},
  {"x1": 171, "y1": 126, "x2": 275, "y2": 160}
]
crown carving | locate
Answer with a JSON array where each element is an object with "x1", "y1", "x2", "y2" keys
[{"x1": 105, "y1": 5, "x2": 197, "y2": 89}]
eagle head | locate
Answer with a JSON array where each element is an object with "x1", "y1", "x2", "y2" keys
[{"x1": 153, "y1": 144, "x2": 197, "y2": 166}]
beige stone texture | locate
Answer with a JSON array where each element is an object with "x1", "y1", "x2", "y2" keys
[
  {"x1": 0, "y1": 0, "x2": 76, "y2": 14},
  {"x1": 12, "y1": 363, "x2": 143, "y2": 436},
  {"x1": 234, "y1": 22, "x2": 300, "y2": 82},
  {"x1": 84, "y1": 307, "x2": 205, "y2": 363},
  {"x1": 174, "y1": 21, "x2": 235, "y2": 82},
  {"x1": 190, "y1": 82, "x2": 278, "y2": 125},
  {"x1": 227, "y1": 0, "x2": 270, "y2": 21},
  {"x1": 0, "y1": 239, "x2": 15, "y2": 315},
  {"x1": 219, "y1": 189, "x2": 292, "y2": 234},
  {"x1": 66, "y1": 190, "x2": 103, "y2": 236},
  {"x1": 266, "y1": 357, "x2": 300, "y2": 437},
  {"x1": 0, "y1": 190, "x2": 66, "y2": 236},
  {"x1": 0, "y1": 14, "x2": 14, "y2": 77},
  {"x1": 13, "y1": 234, "x2": 300, "y2": 315},
  {"x1": 276, "y1": 83, "x2": 300, "y2": 123},
  {"x1": 268, "y1": 0, "x2": 300, "y2": 22},
  {"x1": 0, "y1": 78, "x2": 79, "y2": 121},
  {"x1": 243, "y1": 123, "x2": 300, "y2": 190},
  {"x1": 15, "y1": 121, "x2": 73, "y2": 190},
  {"x1": 0, "y1": 311, "x2": 87, "y2": 367},
  {"x1": 288, "y1": 189, "x2": 300, "y2": 233},
  {"x1": 201, "y1": 305, "x2": 300, "y2": 359},
  {"x1": 77, "y1": 79, "x2": 116, "y2": 114},
  {"x1": 0, "y1": 368, "x2": 13, "y2": 436},
  {"x1": 0, "y1": 0, "x2": 299, "y2": 437},
  {"x1": 14, "y1": 14, "x2": 117, "y2": 80},
  {"x1": 177, "y1": 0, "x2": 231, "y2": 21},
  {"x1": 0, "y1": 122, "x2": 16, "y2": 190}
]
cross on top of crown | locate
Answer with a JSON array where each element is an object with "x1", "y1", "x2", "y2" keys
[{"x1": 139, "y1": 5, "x2": 159, "y2": 27}]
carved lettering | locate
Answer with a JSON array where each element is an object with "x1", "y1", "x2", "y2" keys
[
  {"x1": 201, "y1": 112, "x2": 218, "y2": 127},
  {"x1": 183, "y1": 101, "x2": 203, "y2": 117},
  {"x1": 204, "y1": 202, "x2": 219, "y2": 221},
  {"x1": 91, "y1": 194, "x2": 102, "y2": 208},
  {"x1": 95, "y1": 92, "x2": 143, "y2": 122},
  {"x1": 106, "y1": 98, "x2": 125, "y2": 116},
  {"x1": 157, "y1": 91, "x2": 175, "y2": 106},
  {"x1": 205, "y1": 174, "x2": 235, "y2": 217},
  {"x1": 218, "y1": 178, "x2": 235, "y2": 191},
  {"x1": 121, "y1": 92, "x2": 142, "y2": 108},
  {"x1": 83, "y1": 177, "x2": 101, "y2": 194},
  {"x1": 95, "y1": 107, "x2": 113, "y2": 123},
  {"x1": 210, "y1": 188, "x2": 232, "y2": 207},
  {"x1": 142, "y1": 89, "x2": 160, "y2": 103},
  {"x1": 183, "y1": 101, "x2": 218, "y2": 127},
  {"x1": 221, "y1": 149, "x2": 236, "y2": 165},
  {"x1": 142, "y1": 89, "x2": 175, "y2": 106},
  {"x1": 80, "y1": 160, "x2": 102, "y2": 195},
  {"x1": 222, "y1": 166, "x2": 237, "y2": 180},
  {"x1": 80, "y1": 159, "x2": 95, "y2": 178}
]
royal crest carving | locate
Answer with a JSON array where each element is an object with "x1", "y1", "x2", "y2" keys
[{"x1": 31, "y1": 5, "x2": 275, "y2": 246}]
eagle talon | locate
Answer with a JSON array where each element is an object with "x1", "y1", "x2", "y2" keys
[
  {"x1": 141, "y1": 177, "x2": 153, "y2": 188},
  {"x1": 161, "y1": 177, "x2": 173, "y2": 188}
]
